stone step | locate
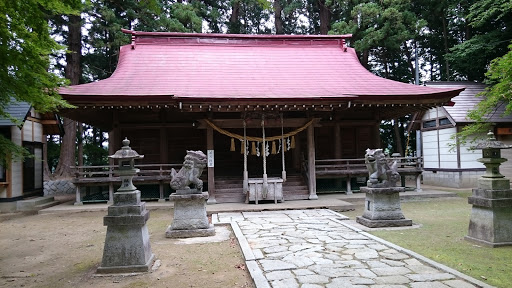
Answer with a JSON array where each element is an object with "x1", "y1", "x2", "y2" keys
[
  {"x1": 34, "y1": 200, "x2": 61, "y2": 211},
  {"x1": 17, "y1": 196, "x2": 57, "y2": 211}
]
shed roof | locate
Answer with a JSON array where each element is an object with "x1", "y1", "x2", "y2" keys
[
  {"x1": 59, "y1": 31, "x2": 463, "y2": 104},
  {"x1": 0, "y1": 100, "x2": 31, "y2": 127},
  {"x1": 426, "y1": 82, "x2": 512, "y2": 123}
]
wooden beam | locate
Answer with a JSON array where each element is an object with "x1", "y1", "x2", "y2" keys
[
  {"x1": 206, "y1": 126, "x2": 216, "y2": 204},
  {"x1": 198, "y1": 118, "x2": 314, "y2": 129}
]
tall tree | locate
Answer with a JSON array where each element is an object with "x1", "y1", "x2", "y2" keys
[
  {"x1": 0, "y1": 0, "x2": 75, "y2": 163},
  {"x1": 53, "y1": 12, "x2": 81, "y2": 179},
  {"x1": 458, "y1": 43, "x2": 512, "y2": 142},
  {"x1": 331, "y1": 0, "x2": 423, "y2": 80},
  {"x1": 446, "y1": 0, "x2": 512, "y2": 81}
]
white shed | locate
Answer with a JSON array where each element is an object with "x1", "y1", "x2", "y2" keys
[
  {"x1": 0, "y1": 100, "x2": 61, "y2": 211},
  {"x1": 411, "y1": 82, "x2": 512, "y2": 188}
]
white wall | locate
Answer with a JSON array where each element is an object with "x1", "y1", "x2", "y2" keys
[
  {"x1": 10, "y1": 126, "x2": 23, "y2": 198},
  {"x1": 498, "y1": 135, "x2": 512, "y2": 179},
  {"x1": 422, "y1": 130, "x2": 439, "y2": 169}
]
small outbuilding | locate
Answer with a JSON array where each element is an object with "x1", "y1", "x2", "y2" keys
[
  {"x1": 410, "y1": 82, "x2": 512, "y2": 188},
  {"x1": 0, "y1": 100, "x2": 62, "y2": 211}
]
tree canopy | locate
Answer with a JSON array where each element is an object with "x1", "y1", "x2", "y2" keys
[
  {"x1": 4, "y1": 0, "x2": 512, "y2": 166},
  {"x1": 0, "y1": 0, "x2": 77, "y2": 163}
]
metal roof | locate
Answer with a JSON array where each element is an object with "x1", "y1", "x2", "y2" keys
[
  {"x1": 426, "y1": 82, "x2": 512, "y2": 123},
  {"x1": 60, "y1": 31, "x2": 463, "y2": 104},
  {"x1": 0, "y1": 100, "x2": 31, "y2": 127}
]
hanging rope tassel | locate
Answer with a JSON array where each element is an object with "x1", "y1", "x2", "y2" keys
[
  {"x1": 291, "y1": 135, "x2": 296, "y2": 149},
  {"x1": 230, "y1": 138, "x2": 235, "y2": 152},
  {"x1": 271, "y1": 141, "x2": 277, "y2": 155},
  {"x1": 251, "y1": 141, "x2": 256, "y2": 155},
  {"x1": 240, "y1": 140, "x2": 245, "y2": 154}
]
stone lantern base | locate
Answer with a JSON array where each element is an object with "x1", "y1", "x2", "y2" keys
[
  {"x1": 166, "y1": 190, "x2": 215, "y2": 238},
  {"x1": 97, "y1": 190, "x2": 155, "y2": 273},
  {"x1": 466, "y1": 187, "x2": 512, "y2": 247},
  {"x1": 356, "y1": 187, "x2": 412, "y2": 228}
]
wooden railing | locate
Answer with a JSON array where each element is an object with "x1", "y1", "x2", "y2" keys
[
  {"x1": 71, "y1": 163, "x2": 183, "y2": 204},
  {"x1": 312, "y1": 156, "x2": 423, "y2": 193},
  {"x1": 72, "y1": 164, "x2": 182, "y2": 183},
  {"x1": 315, "y1": 156, "x2": 423, "y2": 177}
]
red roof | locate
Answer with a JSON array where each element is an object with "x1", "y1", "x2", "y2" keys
[{"x1": 59, "y1": 31, "x2": 463, "y2": 102}]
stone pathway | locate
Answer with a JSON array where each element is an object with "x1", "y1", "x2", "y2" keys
[{"x1": 212, "y1": 209, "x2": 492, "y2": 288}]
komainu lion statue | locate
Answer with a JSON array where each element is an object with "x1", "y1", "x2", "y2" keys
[
  {"x1": 170, "y1": 150, "x2": 207, "y2": 192},
  {"x1": 365, "y1": 148, "x2": 400, "y2": 188}
]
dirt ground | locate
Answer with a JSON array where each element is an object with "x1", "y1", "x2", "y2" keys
[{"x1": 0, "y1": 209, "x2": 254, "y2": 288}]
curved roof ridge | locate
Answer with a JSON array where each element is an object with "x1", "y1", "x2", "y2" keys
[{"x1": 60, "y1": 32, "x2": 464, "y2": 103}]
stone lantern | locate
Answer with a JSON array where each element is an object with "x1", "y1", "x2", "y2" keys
[
  {"x1": 97, "y1": 138, "x2": 155, "y2": 273},
  {"x1": 466, "y1": 131, "x2": 512, "y2": 247},
  {"x1": 109, "y1": 138, "x2": 143, "y2": 192}
]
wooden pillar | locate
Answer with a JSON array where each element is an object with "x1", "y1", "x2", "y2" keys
[
  {"x1": 307, "y1": 124, "x2": 318, "y2": 200},
  {"x1": 206, "y1": 126, "x2": 216, "y2": 204},
  {"x1": 415, "y1": 174, "x2": 423, "y2": 192},
  {"x1": 334, "y1": 124, "x2": 345, "y2": 193},
  {"x1": 107, "y1": 130, "x2": 116, "y2": 205},
  {"x1": 374, "y1": 121, "x2": 381, "y2": 148},
  {"x1": 108, "y1": 111, "x2": 120, "y2": 204},
  {"x1": 334, "y1": 124, "x2": 342, "y2": 159},
  {"x1": 293, "y1": 134, "x2": 301, "y2": 172},
  {"x1": 158, "y1": 128, "x2": 167, "y2": 202}
]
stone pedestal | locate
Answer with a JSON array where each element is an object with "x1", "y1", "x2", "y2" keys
[
  {"x1": 97, "y1": 190, "x2": 155, "y2": 273},
  {"x1": 166, "y1": 190, "x2": 215, "y2": 238},
  {"x1": 356, "y1": 187, "x2": 412, "y2": 228},
  {"x1": 466, "y1": 180, "x2": 512, "y2": 247},
  {"x1": 465, "y1": 131, "x2": 512, "y2": 247}
]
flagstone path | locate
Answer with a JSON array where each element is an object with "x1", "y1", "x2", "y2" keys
[{"x1": 212, "y1": 209, "x2": 492, "y2": 288}]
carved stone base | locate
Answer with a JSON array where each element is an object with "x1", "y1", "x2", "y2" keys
[
  {"x1": 98, "y1": 190, "x2": 154, "y2": 273},
  {"x1": 357, "y1": 186, "x2": 412, "y2": 228},
  {"x1": 356, "y1": 216, "x2": 412, "y2": 228},
  {"x1": 466, "y1": 188, "x2": 512, "y2": 247},
  {"x1": 166, "y1": 191, "x2": 215, "y2": 238},
  {"x1": 166, "y1": 224, "x2": 215, "y2": 238}
]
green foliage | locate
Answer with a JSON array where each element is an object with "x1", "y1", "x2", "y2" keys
[
  {"x1": 82, "y1": 126, "x2": 109, "y2": 166},
  {"x1": 0, "y1": 0, "x2": 76, "y2": 114},
  {"x1": 447, "y1": 0, "x2": 512, "y2": 81},
  {"x1": 0, "y1": 134, "x2": 31, "y2": 165},
  {"x1": 457, "y1": 43, "x2": 512, "y2": 144},
  {"x1": 46, "y1": 136, "x2": 61, "y2": 173},
  {"x1": 330, "y1": 0, "x2": 422, "y2": 81},
  {"x1": 0, "y1": 0, "x2": 77, "y2": 163}
]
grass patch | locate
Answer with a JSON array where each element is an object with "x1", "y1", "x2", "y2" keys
[{"x1": 341, "y1": 195, "x2": 512, "y2": 288}]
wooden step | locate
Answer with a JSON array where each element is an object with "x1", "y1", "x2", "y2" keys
[{"x1": 212, "y1": 175, "x2": 310, "y2": 203}]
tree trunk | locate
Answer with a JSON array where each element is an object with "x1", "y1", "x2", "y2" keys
[
  {"x1": 274, "y1": 0, "x2": 284, "y2": 34},
  {"x1": 53, "y1": 14, "x2": 81, "y2": 179},
  {"x1": 441, "y1": 15, "x2": 450, "y2": 81},
  {"x1": 77, "y1": 122, "x2": 83, "y2": 167},
  {"x1": 229, "y1": 0, "x2": 241, "y2": 34},
  {"x1": 393, "y1": 119, "x2": 404, "y2": 156},
  {"x1": 361, "y1": 49, "x2": 369, "y2": 69},
  {"x1": 317, "y1": 0, "x2": 330, "y2": 35},
  {"x1": 53, "y1": 118, "x2": 77, "y2": 178},
  {"x1": 42, "y1": 135, "x2": 52, "y2": 181}
]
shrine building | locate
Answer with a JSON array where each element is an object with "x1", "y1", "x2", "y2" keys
[{"x1": 59, "y1": 30, "x2": 464, "y2": 204}]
